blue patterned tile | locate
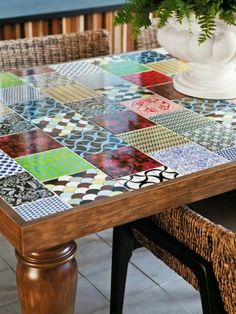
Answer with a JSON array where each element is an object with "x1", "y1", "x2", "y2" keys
[
  {"x1": 217, "y1": 146, "x2": 236, "y2": 161},
  {"x1": 151, "y1": 143, "x2": 228, "y2": 175},
  {"x1": 0, "y1": 150, "x2": 23, "y2": 178},
  {"x1": 15, "y1": 196, "x2": 71, "y2": 221},
  {"x1": 120, "y1": 50, "x2": 171, "y2": 64}
]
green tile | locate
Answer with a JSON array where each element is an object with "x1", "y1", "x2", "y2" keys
[
  {"x1": 15, "y1": 147, "x2": 94, "y2": 181},
  {"x1": 99, "y1": 60, "x2": 149, "y2": 76},
  {"x1": 0, "y1": 72, "x2": 25, "y2": 89}
]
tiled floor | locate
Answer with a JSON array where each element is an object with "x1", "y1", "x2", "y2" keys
[{"x1": 0, "y1": 229, "x2": 202, "y2": 314}]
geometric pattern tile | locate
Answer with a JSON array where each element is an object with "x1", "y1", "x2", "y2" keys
[
  {"x1": 45, "y1": 168, "x2": 127, "y2": 206},
  {"x1": 99, "y1": 60, "x2": 149, "y2": 76},
  {"x1": 151, "y1": 143, "x2": 228, "y2": 176},
  {"x1": 25, "y1": 72, "x2": 77, "y2": 89},
  {"x1": 0, "y1": 150, "x2": 24, "y2": 178},
  {"x1": 119, "y1": 125, "x2": 190, "y2": 153},
  {"x1": 90, "y1": 110, "x2": 155, "y2": 134},
  {"x1": 84, "y1": 146, "x2": 163, "y2": 179},
  {"x1": 147, "y1": 59, "x2": 190, "y2": 75},
  {"x1": 120, "y1": 50, "x2": 171, "y2": 64},
  {"x1": 205, "y1": 108, "x2": 236, "y2": 130},
  {"x1": 14, "y1": 196, "x2": 71, "y2": 222},
  {"x1": 148, "y1": 83, "x2": 185, "y2": 100},
  {"x1": 0, "y1": 112, "x2": 35, "y2": 136},
  {"x1": 121, "y1": 95, "x2": 183, "y2": 117},
  {"x1": 44, "y1": 83, "x2": 99, "y2": 103},
  {"x1": 182, "y1": 124, "x2": 236, "y2": 151},
  {"x1": 0, "y1": 85, "x2": 46, "y2": 106},
  {"x1": 0, "y1": 171, "x2": 53, "y2": 207},
  {"x1": 96, "y1": 84, "x2": 153, "y2": 103},
  {"x1": 51, "y1": 61, "x2": 103, "y2": 77},
  {"x1": 10, "y1": 66, "x2": 54, "y2": 77},
  {"x1": 217, "y1": 146, "x2": 236, "y2": 161},
  {"x1": 117, "y1": 166, "x2": 179, "y2": 190},
  {"x1": 32, "y1": 112, "x2": 98, "y2": 137},
  {"x1": 54, "y1": 128, "x2": 128, "y2": 157},
  {"x1": 8, "y1": 97, "x2": 73, "y2": 121},
  {"x1": 122, "y1": 70, "x2": 172, "y2": 87},
  {"x1": 0, "y1": 128, "x2": 62, "y2": 158},
  {"x1": 149, "y1": 109, "x2": 214, "y2": 134},
  {"x1": 64, "y1": 97, "x2": 127, "y2": 118},
  {"x1": 15, "y1": 147, "x2": 94, "y2": 182},
  {"x1": 173, "y1": 98, "x2": 236, "y2": 115},
  {"x1": 0, "y1": 72, "x2": 25, "y2": 89}
]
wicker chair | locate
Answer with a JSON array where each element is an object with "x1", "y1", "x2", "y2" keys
[
  {"x1": 0, "y1": 30, "x2": 110, "y2": 71},
  {"x1": 110, "y1": 190, "x2": 236, "y2": 314},
  {"x1": 136, "y1": 26, "x2": 160, "y2": 50}
]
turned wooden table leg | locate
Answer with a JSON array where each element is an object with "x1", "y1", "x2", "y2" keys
[{"x1": 15, "y1": 241, "x2": 78, "y2": 314}]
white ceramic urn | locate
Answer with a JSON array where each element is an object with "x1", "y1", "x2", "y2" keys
[{"x1": 157, "y1": 16, "x2": 236, "y2": 99}]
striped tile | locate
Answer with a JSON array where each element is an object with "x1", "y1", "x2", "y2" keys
[{"x1": 148, "y1": 59, "x2": 190, "y2": 75}]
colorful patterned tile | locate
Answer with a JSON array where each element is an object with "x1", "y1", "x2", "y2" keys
[
  {"x1": 0, "y1": 72, "x2": 25, "y2": 89},
  {"x1": 149, "y1": 109, "x2": 214, "y2": 134},
  {"x1": 89, "y1": 55, "x2": 122, "y2": 66},
  {"x1": 0, "y1": 113, "x2": 35, "y2": 136},
  {"x1": 117, "y1": 166, "x2": 179, "y2": 190},
  {"x1": 217, "y1": 146, "x2": 236, "y2": 161},
  {"x1": 15, "y1": 147, "x2": 94, "y2": 182},
  {"x1": 0, "y1": 150, "x2": 24, "y2": 178},
  {"x1": 121, "y1": 95, "x2": 183, "y2": 117},
  {"x1": 15, "y1": 196, "x2": 71, "y2": 221},
  {"x1": 25, "y1": 72, "x2": 77, "y2": 89},
  {"x1": 54, "y1": 128, "x2": 128, "y2": 157},
  {"x1": 10, "y1": 66, "x2": 54, "y2": 77},
  {"x1": 182, "y1": 124, "x2": 236, "y2": 151},
  {"x1": 122, "y1": 70, "x2": 172, "y2": 87},
  {"x1": 99, "y1": 60, "x2": 149, "y2": 76},
  {"x1": 0, "y1": 101, "x2": 15, "y2": 117},
  {"x1": 147, "y1": 59, "x2": 190, "y2": 75},
  {"x1": 119, "y1": 125, "x2": 190, "y2": 153},
  {"x1": 149, "y1": 83, "x2": 185, "y2": 100},
  {"x1": 0, "y1": 85, "x2": 45, "y2": 106},
  {"x1": 96, "y1": 84, "x2": 153, "y2": 103},
  {"x1": 8, "y1": 97, "x2": 72, "y2": 121},
  {"x1": 0, "y1": 129, "x2": 62, "y2": 158},
  {"x1": 151, "y1": 143, "x2": 228, "y2": 176},
  {"x1": 0, "y1": 171, "x2": 53, "y2": 207},
  {"x1": 51, "y1": 61, "x2": 103, "y2": 77},
  {"x1": 90, "y1": 110, "x2": 155, "y2": 134},
  {"x1": 84, "y1": 146, "x2": 162, "y2": 179},
  {"x1": 44, "y1": 83, "x2": 98, "y2": 103},
  {"x1": 65, "y1": 96, "x2": 127, "y2": 118},
  {"x1": 45, "y1": 169, "x2": 127, "y2": 206},
  {"x1": 32, "y1": 112, "x2": 99, "y2": 137},
  {"x1": 173, "y1": 98, "x2": 236, "y2": 115},
  {"x1": 205, "y1": 108, "x2": 236, "y2": 130},
  {"x1": 120, "y1": 50, "x2": 171, "y2": 64}
]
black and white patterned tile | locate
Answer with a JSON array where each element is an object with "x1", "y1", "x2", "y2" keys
[{"x1": 0, "y1": 150, "x2": 24, "y2": 178}]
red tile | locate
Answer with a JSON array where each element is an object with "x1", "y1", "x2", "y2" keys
[{"x1": 122, "y1": 70, "x2": 172, "y2": 87}]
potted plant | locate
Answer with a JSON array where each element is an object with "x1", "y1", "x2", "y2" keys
[{"x1": 114, "y1": 0, "x2": 236, "y2": 99}]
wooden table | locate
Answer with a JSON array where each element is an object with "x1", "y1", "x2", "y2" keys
[{"x1": 0, "y1": 49, "x2": 235, "y2": 313}]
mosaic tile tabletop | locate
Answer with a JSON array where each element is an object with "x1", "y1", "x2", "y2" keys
[{"x1": 0, "y1": 48, "x2": 235, "y2": 222}]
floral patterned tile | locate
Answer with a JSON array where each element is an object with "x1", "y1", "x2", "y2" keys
[
  {"x1": 148, "y1": 83, "x2": 185, "y2": 100},
  {"x1": 84, "y1": 146, "x2": 162, "y2": 179},
  {"x1": 0, "y1": 150, "x2": 24, "y2": 178},
  {"x1": 122, "y1": 70, "x2": 172, "y2": 87},
  {"x1": 15, "y1": 147, "x2": 94, "y2": 182},
  {"x1": 8, "y1": 97, "x2": 73, "y2": 121},
  {"x1": 95, "y1": 84, "x2": 153, "y2": 103},
  {"x1": 0, "y1": 171, "x2": 53, "y2": 207},
  {"x1": 10, "y1": 66, "x2": 54, "y2": 77},
  {"x1": 32, "y1": 112, "x2": 99, "y2": 137},
  {"x1": 182, "y1": 124, "x2": 236, "y2": 151},
  {"x1": 121, "y1": 95, "x2": 183, "y2": 117},
  {"x1": 0, "y1": 85, "x2": 46, "y2": 106},
  {"x1": 147, "y1": 59, "x2": 190, "y2": 75},
  {"x1": 0, "y1": 72, "x2": 25, "y2": 89},
  {"x1": 99, "y1": 60, "x2": 149, "y2": 76},
  {"x1": 65, "y1": 96, "x2": 127, "y2": 118},
  {"x1": 51, "y1": 61, "x2": 103, "y2": 77},
  {"x1": 0, "y1": 113, "x2": 35, "y2": 136},
  {"x1": 0, "y1": 128, "x2": 62, "y2": 158},
  {"x1": 151, "y1": 143, "x2": 228, "y2": 176},
  {"x1": 120, "y1": 50, "x2": 171, "y2": 64},
  {"x1": 90, "y1": 110, "x2": 155, "y2": 134},
  {"x1": 45, "y1": 168, "x2": 127, "y2": 207},
  {"x1": 217, "y1": 146, "x2": 236, "y2": 161},
  {"x1": 149, "y1": 109, "x2": 214, "y2": 134},
  {"x1": 117, "y1": 166, "x2": 179, "y2": 190},
  {"x1": 119, "y1": 125, "x2": 190, "y2": 153},
  {"x1": 15, "y1": 196, "x2": 71, "y2": 221},
  {"x1": 53, "y1": 128, "x2": 128, "y2": 157},
  {"x1": 205, "y1": 108, "x2": 236, "y2": 130},
  {"x1": 25, "y1": 72, "x2": 77, "y2": 89}
]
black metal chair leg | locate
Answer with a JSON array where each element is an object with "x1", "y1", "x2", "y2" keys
[{"x1": 110, "y1": 225, "x2": 137, "y2": 314}]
